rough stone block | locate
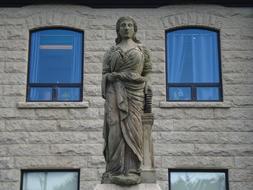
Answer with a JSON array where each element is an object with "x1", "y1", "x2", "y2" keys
[
  {"x1": 0, "y1": 157, "x2": 14, "y2": 169},
  {"x1": 81, "y1": 168, "x2": 99, "y2": 181},
  {"x1": 224, "y1": 85, "x2": 253, "y2": 96},
  {"x1": 235, "y1": 157, "x2": 253, "y2": 169},
  {"x1": 162, "y1": 156, "x2": 234, "y2": 168},
  {"x1": 69, "y1": 108, "x2": 102, "y2": 119},
  {"x1": 35, "y1": 109, "x2": 71, "y2": 120},
  {"x1": 3, "y1": 85, "x2": 26, "y2": 96},
  {"x1": 0, "y1": 73, "x2": 26, "y2": 85},
  {"x1": 145, "y1": 30, "x2": 164, "y2": 40},
  {"x1": 194, "y1": 144, "x2": 253, "y2": 156},
  {"x1": 154, "y1": 143, "x2": 194, "y2": 156},
  {"x1": 4, "y1": 61, "x2": 27, "y2": 73},
  {"x1": 86, "y1": 30, "x2": 105, "y2": 41},
  {"x1": 0, "y1": 169, "x2": 19, "y2": 182},
  {"x1": 5, "y1": 120, "x2": 58, "y2": 132},
  {"x1": 230, "y1": 182, "x2": 253, "y2": 190},
  {"x1": 50, "y1": 144, "x2": 103, "y2": 156},
  {"x1": 0, "y1": 182, "x2": 19, "y2": 190},
  {"x1": 229, "y1": 169, "x2": 253, "y2": 182},
  {"x1": 87, "y1": 156, "x2": 105, "y2": 168},
  {"x1": 14, "y1": 156, "x2": 88, "y2": 168}
]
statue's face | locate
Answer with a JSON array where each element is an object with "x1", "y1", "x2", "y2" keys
[{"x1": 119, "y1": 19, "x2": 135, "y2": 40}]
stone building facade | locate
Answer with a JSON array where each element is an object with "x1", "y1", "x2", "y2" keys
[{"x1": 0, "y1": 4, "x2": 253, "y2": 190}]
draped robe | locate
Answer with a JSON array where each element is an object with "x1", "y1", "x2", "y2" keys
[{"x1": 102, "y1": 45, "x2": 152, "y2": 177}]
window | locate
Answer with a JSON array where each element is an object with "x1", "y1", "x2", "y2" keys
[
  {"x1": 166, "y1": 28, "x2": 222, "y2": 101},
  {"x1": 21, "y1": 170, "x2": 80, "y2": 190},
  {"x1": 27, "y1": 28, "x2": 83, "y2": 101},
  {"x1": 169, "y1": 169, "x2": 229, "y2": 190}
]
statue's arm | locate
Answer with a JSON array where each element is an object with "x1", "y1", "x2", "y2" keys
[{"x1": 101, "y1": 49, "x2": 112, "y2": 99}]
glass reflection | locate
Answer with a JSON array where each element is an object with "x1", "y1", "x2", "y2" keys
[
  {"x1": 23, "y1": 172, "x2": 78, "y2": 190},
  {"x1": 171, "y1": 172, "x2": 226, "y2": 190},
  {"x1": 169, "y1": 87, "x2": 191, "y2": 100},
  {"x1": 197, "y1": 87, "x2": 219, "y2": 100}
]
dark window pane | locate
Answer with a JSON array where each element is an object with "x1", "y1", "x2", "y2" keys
[
  {"x1": 57, "y1": 88, "x2": 80, "y2": 101},
  {"x1": 169, "y1": 87, "x2": 191, "y2": 100},
  {"x1": 22, "y1": 171, "x2": 78, "y2": 190},
  {"x1": 29, "y1": 87, "x2": 52, "y2": 101},
  {"x1": 171, "y1": 172, "x2": 226, "y2": 190},
  {"x1": 167, "y1": 29, "x2": 220, "y2": 83},
  {"x1": 197, "y1": 87, "x2": 219, "y2": 100}
]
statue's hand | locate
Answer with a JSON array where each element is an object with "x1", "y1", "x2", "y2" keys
[{"x1": 107, "y1": 72, "x2": 120, "y2": 81}]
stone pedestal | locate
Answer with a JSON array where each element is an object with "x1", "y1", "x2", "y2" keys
[
  {"x1": 141, "y1": 113, "x2": 156, "y2": 183},
  {"x1": 94, "y1": 184, "x2": 162, "y2": 190}
]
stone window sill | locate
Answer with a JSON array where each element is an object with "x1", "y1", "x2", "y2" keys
[
  {"x1": 159, "y1": 101, "x2": 232, "y2": 108},
  {"x1": 17, "y1": 101, "x2": 89, "y2": 109}
]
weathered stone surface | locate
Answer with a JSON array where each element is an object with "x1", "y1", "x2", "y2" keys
[
  {"x1": 0, "y1": 169, "x2": 19, "y2": 182},
  {"x1": 154, "y1": 131, "x2": 253, "y2": 144},
  {"x1": 14, "y1": 156, "x2": 88, "y2": 168},
  {"x1": 230, "y1": 182, "x2": 253, "y2": 190},
  {"x1": 235, "y1": 157, "x2": 253, "y2": 169},
  {"x1": 3, "y1": 85, "x2": 26, "y2": 96},
  {"x1": 162, "y1": 156, "x2": 235, "y2": 168},
  {"x1": 0, "y1": 157, "x2": 14, "y2": 169},
  {"x1": 173, "y1": 119, "x2": 253, "y2": 132},
  {"x1": 229, "y1": 169, "x2": 253, "y2": 182},
  {"x1": 88, "y1": 156, "x2": 105, "y2": 168},
  {"x1": 58, "y1": 120, "x2": 103, "y2": 131},
  {"x1": 154, "y1": 143, "x2": 194, "y2": 156},
  {"x1": 194, "y1": 144, "x2": 253, "y2": 156},
  {"x1": 5, "y1": 120, "x2": 57, "y2": 132},
  {"x1": 0, "y1": 182, "x2": 19, "y2": 190},
  {"x1": 50, "y1": 144, "x2": 103, "y2": 156},
  {"x1": 223, "y1": 62, "x2": 253, "y2": 74},
  {"x1": 214, "y1": 108, "x2": 253, "y2": 120}
]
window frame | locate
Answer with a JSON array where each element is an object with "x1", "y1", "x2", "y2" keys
[
  {"x1": 165, "y1": 26, "x2": 223, "y2": 102},
  {"x1": 20, "y1": 169, "x2": 80, "y2": 190},
  {"x1": 168, "y1": 168, "x2": 229, "y2": 190},
  {"x1": 26, "y1": 27, "x2": 84, "y2": 102}
]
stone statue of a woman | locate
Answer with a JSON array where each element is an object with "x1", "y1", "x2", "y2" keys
[{"x1": 101, "y1": 16, "x2": 152, "y2": 186}]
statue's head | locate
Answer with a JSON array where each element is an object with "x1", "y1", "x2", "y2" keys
[{"x1": 115, "y1": 16, "x2": 140, "y2": 44}]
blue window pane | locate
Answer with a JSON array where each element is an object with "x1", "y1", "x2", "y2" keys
[
  {"x1": 169, "y1": 87, "x2": 191, "y2": 100},
  {"x1": 57, "y1": 88, "x2": 80, "y2": 101},
  {"x1": 28, "y1": 29, "x2": 83, "y2": 102},
  {"x1": 197, "y1": 87, "x2": 219, "y2": 100},
  {"x1": 29, "y1": 29, "x2": 83, "y2": 84},
  {"x1": 29, "y1": 87, "x2": 52, "y2": 101},
  {"x1": 167, "y1": 29, "x2": 220, "y2": 83}
]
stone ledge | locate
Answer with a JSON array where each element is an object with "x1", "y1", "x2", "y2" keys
[
  {"x1": 17, "y1": 101, "x2": 89, "y2": 109},
  {"x1": 94, "y1": 184, "x2": 162, "y2": 190},
  {"x1": 159, "y1": 101, "x2": 232, "y2": 108}
]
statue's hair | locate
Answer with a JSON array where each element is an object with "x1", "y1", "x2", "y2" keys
[{"x1": 115, "y1": 16, "x2": 141, "y2": 45}]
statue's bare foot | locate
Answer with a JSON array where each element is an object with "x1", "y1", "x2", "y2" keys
[{"x1": 111, "y1": 173, "x2": 141, "y2": 186}]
